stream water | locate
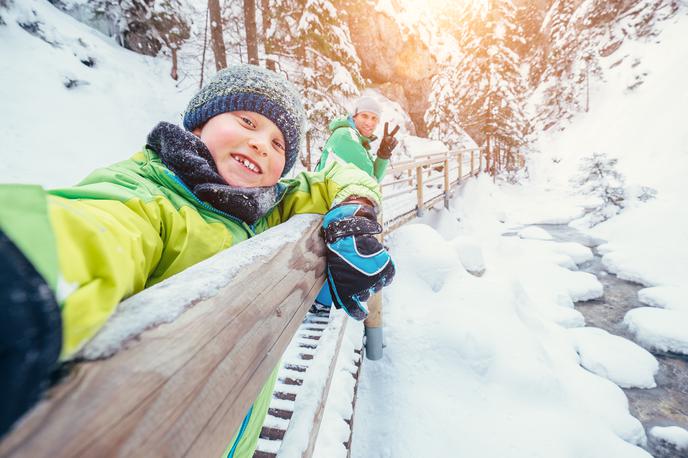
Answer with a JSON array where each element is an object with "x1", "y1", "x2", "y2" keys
[{"x1": 536, "y1": 223, "x2": 688, "y2": 458}]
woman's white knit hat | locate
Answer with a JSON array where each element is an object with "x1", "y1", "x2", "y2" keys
[{"x1": 353, "y1": 96, "x2": 381, "y2": 117}]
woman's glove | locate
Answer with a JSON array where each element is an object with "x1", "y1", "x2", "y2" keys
[
  {"x1": 321, "y1": 203, "x2": 395, "y2": 320},
  {"x1": 376, "y1": 122, "x2": 400, "y2": 159}
]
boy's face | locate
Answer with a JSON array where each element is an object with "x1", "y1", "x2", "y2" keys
[
  {"x1": 193, "y1": 111, "x2": 286, "y2": 187},
  {"x1": 353, "y1": 111, "x2": 379, "y2": 138}
]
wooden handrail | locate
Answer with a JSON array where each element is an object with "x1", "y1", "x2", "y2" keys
[
  {"x1": 0, "y1": 215, "x2": 326, "y2": 458},
  {"x1": 381, "y1": 147, "x2": 484, "y2": 234}
]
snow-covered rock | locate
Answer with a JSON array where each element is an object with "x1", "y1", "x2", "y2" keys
[
  {"x1": 649, "y1": 426, "x2": 688, "y2": 453},
  {"x1": 624, "y1": 307, "x2": 688, "y2": 355},
  {"x1": 387, "y1": 223, "x2": 464, "y2": 292},
  {"x1": 518, "y1": 226, "x2": 553, "y2": 240},
  {"x1": 638, "y1": 286, "x2": 688, "y2": 311},
  {"x1": 568, "y1": 327, "x2": 658, "y2": 388},
  {"x1": 450, "y1": 236, "x2": 486, "y2": 276}
]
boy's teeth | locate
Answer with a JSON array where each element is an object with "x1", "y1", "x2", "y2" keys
[{"x1": 235, "y1": 156, "x2": 259, "y2": 173}]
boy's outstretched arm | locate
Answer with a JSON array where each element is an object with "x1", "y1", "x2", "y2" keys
[{"x1": 268, "y1": 161, "x2": 382, "y2": 225}]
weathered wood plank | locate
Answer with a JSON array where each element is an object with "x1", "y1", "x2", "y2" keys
[{"x1": 0, "y1": 215, "x2": 325, "y2": 458}]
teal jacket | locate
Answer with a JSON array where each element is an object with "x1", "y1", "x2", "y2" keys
[{"x1": 315, "y1": 117, "x2": 389, "y2": 182}]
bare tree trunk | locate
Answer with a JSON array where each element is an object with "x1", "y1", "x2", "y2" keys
[
  {"x1": 244, "y1": 0, "x2": 259, "y2": 65},
  {"x1": 260, "y1": 0, "x2": 276, "y2": 70},
  {"x1": 208, "y1": 0, "x2": 227, "y2": 70},
  {"x1": 170, "y1": 47, "x2": 178, "y2": 80},
  {"x1": 199, "y1": 5, "x2": 209, "y2": 87}
]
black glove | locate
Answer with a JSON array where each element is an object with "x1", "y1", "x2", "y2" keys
[
  {"x1": 321, "y1": 203, "x2": 395, "y2": 320},
  {"x1": 376, "y1": 122, "x2": 400, "y2": 159}
]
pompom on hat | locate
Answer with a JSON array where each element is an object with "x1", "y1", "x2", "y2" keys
[{"x1": 183, "y1": 64, "x2": 306, "y2": 177}]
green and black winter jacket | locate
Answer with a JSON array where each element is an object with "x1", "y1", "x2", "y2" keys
[
  {"x1": 0, "y1": 145, "x2": 381, "y2": 457},
  {"x1": 315, "y1": 117, "x2": 389, "y2": 182}
]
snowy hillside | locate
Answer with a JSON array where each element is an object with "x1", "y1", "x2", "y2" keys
[
  {"x1": 0, "y1": 0, "x2": 190, "y2": 188},
  {"x1": 531, "y1": 11, "x2": 688, "y2": 288}
]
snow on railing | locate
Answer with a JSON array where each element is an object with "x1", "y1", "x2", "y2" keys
[{"x1": 0, "y1": 215, "x2": 327, "y2": 458}]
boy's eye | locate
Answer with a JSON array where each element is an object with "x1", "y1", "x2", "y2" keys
[
  {"x1": 273, "y1": 139, "x2": 285, "y2": 152},
  {"x1": 240, "y1": 116, "x2": 256, "y2": 128}
]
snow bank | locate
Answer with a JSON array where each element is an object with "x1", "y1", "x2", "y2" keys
[
  {"x1": 624, "y1": 307, "x2": 688, "y2": 355},
  {"x1": 0, "y1": 0, "x2": 190, "y2": 188},
  {"x1": 568, "y1": 327, "x2": 658, "y2": 388},
  {"x1": 638, "y1": 286, "x2": 688, "y2": 311},
  {"x1": 353, "y1": 181, "x2": 650, "y2": 457},
  {"x1": 518, "y1": 226, "x2": 553, "y2": 240},
  {"x1": 388, "y1": 223, "x2": 465, "y2": 292}
]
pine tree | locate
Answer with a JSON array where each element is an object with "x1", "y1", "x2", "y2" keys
[
  {"x1": 433, "y1": 2, "x2": 529, "y2": 158},
  {"x1": 293, "y1": 0, "x2": 363, "y2": 168},
  {"x1": 571, "y1": 152, "x2": 626, "y2": 227}
]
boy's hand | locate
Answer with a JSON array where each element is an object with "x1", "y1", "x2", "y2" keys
[
  {"x1": 376, "y1": 123, "x2": 399, "y2": 159},
  {"x1": 321, "y1": 203, "x2": 395, "y2": 320}
]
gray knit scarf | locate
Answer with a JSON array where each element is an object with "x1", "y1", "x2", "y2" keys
[{"x1": 146, "y1": 122, "x2": 282, "y2": 225}]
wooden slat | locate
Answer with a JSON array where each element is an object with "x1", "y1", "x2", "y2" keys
[
  {"x1": 0, "y1": 216, "x2": 326, "y2": 458},
  {"x1": 301, "y1": 319, "x2": 349, "y2": 457}
]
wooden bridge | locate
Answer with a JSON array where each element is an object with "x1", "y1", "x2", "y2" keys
[{"x1": 0, "y1": 147, "x2": 489, "y2": 458}]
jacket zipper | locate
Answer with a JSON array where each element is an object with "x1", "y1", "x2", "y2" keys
[
  {"x1": 226, "y1": 405, "x2": 253, "y2": 458},
  {"x1": 166, "y1": 172, "x2": 257, "y2": 236}
]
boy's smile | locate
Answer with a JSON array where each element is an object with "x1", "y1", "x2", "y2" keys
[{"x1": 193, "y1": 111, "x2": 286, "y2": 187}]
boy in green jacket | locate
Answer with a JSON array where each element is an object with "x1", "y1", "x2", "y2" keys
[{"x1": 0, "y1": 65, "x2": 395, "y2": 455}]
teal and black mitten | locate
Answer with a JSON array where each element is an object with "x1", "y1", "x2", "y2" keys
[{"x1": 321, "y1": 203, "x2": 395, "y2": 320}]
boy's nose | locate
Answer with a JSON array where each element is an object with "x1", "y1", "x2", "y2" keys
[{"x1": 248, "y1": 137, "x2": 269, "y2": 156}]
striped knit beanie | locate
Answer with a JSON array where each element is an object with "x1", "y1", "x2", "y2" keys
[{"x1": 183, "y1": 64, "x2": 306, "y2": 176}]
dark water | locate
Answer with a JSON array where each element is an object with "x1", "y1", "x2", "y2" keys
[{"x1": 534, "y1": 224, "x2": 688, "y2": 458}]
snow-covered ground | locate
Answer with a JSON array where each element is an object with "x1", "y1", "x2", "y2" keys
[
  {"x1": 2, "y1": 1, "x2": 687, "y2": 457},
  {"x1": 348, "y1": 10, "x2": 688, "y2": 458},
  {"x1": 0, "y1": 0, "x2": 191, "y2": 188},
  {"x1": 350, "y1": 181, "x2": 653, "y2": 457}
]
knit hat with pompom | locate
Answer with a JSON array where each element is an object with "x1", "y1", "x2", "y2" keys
[{"x1": 183, "y1": 64, "x2": 306, "y2": 176}]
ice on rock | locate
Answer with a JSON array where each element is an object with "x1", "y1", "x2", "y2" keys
[{"x1": 568, "y1": 327, "x2": 658, "y2": 388}]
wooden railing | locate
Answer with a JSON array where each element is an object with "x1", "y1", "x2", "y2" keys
[
  {"x1": 0, "y1": 215, "x2": 327, "y2": 458},
  {"x1": 380, "y1": 147, "x2": 483, "y2": 234},
  {"x1": 0, "y1": 149, "x2": 485, "y2": 457}
]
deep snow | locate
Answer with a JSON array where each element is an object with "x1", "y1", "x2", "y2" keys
[{"x1": 1, "y1": 1, "x2": 687, "y2": 457}]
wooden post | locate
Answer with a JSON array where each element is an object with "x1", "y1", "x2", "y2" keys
[
  {"x1": 407, "y1": 169, "x2": 413, "y2": 187},
  {"x1": 471, "y1": 150, "x2": 475, "y2": 176},
  {"x1": 458, "y1": 152, "x2": 463, "y2": 182},
  {"x1": 479, "y1": 146, "x2": 483, "y2": 173},
  {"x1": 365, "y1": 210, "x2": 384, "y2": 360},
  {"x1": 416, "y1": 166, "x2": 424, "y2": 216},
  {"x1": 443, "y1": 157, "x2": 450, "y2": 209}
]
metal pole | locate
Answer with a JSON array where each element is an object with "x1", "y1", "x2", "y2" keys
[{"x1": 364, "y1": 212, "x2": 384, "y2": 360}]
